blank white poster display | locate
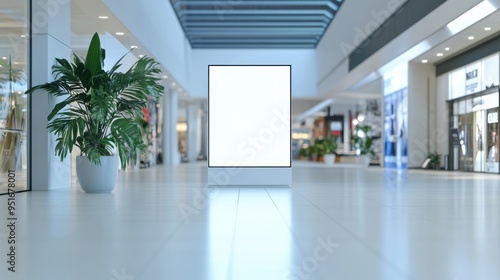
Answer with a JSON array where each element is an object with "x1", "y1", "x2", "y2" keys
[{"x1": 208, "y1": 65, "x2": 292, "y2": 186}]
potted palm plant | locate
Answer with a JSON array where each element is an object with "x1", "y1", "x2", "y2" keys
[
  {"x1": 313, "y1": 139, "x2": 325, "y2": 162},
  {"x1": 26, "y1": 32, "x2": 164, "y2": 193},
  {"x1": 427, "y1": 151, "x2": 441, "y2": 170},
  {"x1": 322, "y1": 134, "x2": 338, "y2": 165}
]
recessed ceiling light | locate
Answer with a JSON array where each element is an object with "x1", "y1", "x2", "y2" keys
[
  {"x1": 485, "y1": 27, "x2": 492, "y2": 31},
  {"x1": 138, "y1": 54, "x2": 145, "y2": 58},
  {"x1": 445, "y1": 47, "x2": 450, "y2": 51},
  {"x1": 422, "y1": 59, "x2": 428, "y2": 63},
  {"x1": 130, "y1": 45, "x2": 138, "y2": 49},
  {"x1": 437, "y1": 53, "x2": 444, "y2": 57},
  {"x1": 468, "y1": 36, "x2": 475, "y2": 40},
  {"x1": 178, "y1": 88, "x2": 183, "y2": 92},
  {"x1": 172, "y1": 82, "x2": 176, "y2": 86},
  {"x1": 115, "y1": 32, "x2": 125, "y2": 36},
  {"x1": 98, "y1": 16, "x2": 109, "y2": 19},
  {"x1": 1, "y1": 57, "x2": 7, "y2": 60},
  {"x1": 162, "y1": 75, "x2": 168, "y2": 79},
  {"x1": 17, "y1": 91, "x2": 22, "y2": 94},
  {"x1": 13, "y1": 62, "x2": 20, "y2": 65},
  {"x1": 20, "y1": 34, "x2": 26, "y2": 38}
]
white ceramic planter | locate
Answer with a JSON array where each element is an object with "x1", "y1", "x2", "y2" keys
[
  {"x1": 323, "y1": 154, "x2": 336, "y2": 165},
  {"x1": 76, "y1": 155, "x2": 119, "y2": 193},
  {"x1": 355, "y1": 155, "x2": 371, "y2": 167}
]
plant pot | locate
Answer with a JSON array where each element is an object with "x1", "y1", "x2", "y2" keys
[
  {"x1": 324, "y1": 154, "x2": 336, "y2": 165},
  {"x1": 355, "y1": 155, "x2": 371, "y2": 167},
  {"x1": 76, "y1": 155, "x2": 118, "y2": 193}
]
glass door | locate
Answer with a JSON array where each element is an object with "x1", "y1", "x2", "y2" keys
[
  {"x1": 472, "y1": 109, "x2": 486, "y2": 172},
  {"x1": 458, "y1": 113, "x2": 474, "y2": 172}
]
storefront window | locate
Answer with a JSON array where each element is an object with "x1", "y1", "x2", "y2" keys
[
  {"x1": 482, "y1": 53, "x2": 499, "y2": 89},
  {"x1": 452, "y1": 92, "x2": 499, "y2": 173},
  {"x1": 0, "y1": 0, "x2": 29, "y2": 194}
]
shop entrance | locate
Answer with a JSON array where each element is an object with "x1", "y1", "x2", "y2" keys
[{"x1": 450, "y1": 89, "x2": 499, "y2": 173}]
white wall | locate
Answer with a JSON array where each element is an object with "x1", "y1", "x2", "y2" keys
[
  {"x1": 103, "y1": 0, "x2": 191, "y2": 90},
  {"x1": 190, "y1": 49, "x2": 317, "y2": 98}
]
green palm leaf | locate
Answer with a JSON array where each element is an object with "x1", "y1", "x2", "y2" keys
[{"x1": 26, "y1": 32, "x2": 165, "y2": 169}]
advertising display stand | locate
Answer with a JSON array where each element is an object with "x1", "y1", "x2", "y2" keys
[{"x1": 207, "y1": 65, "x2": 292, "y2": 186}]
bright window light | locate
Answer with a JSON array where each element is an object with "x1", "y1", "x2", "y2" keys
[{"x1": 446, "y1": 1, "x2": 496, "y2": 34}]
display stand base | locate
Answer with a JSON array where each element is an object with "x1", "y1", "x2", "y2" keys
[{"x1": 207, "y1": 167, "x2": 292, "y2": 187}]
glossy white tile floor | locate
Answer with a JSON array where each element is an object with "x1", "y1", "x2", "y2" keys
[{"x1": 1, "y1": 162, "x2": 500, "y2": 280}]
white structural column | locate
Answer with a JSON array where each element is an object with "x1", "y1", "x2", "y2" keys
[
  {"x1": 408, "y1": 62, "x2": 437, "y2": 168},
  {"x1": 162, "y1": 88, "x2": 180, "y2": 165},
  {"x1": 30, "y1": 0, "x2": 71, "y2": 190},
  {"x1": 186, "y1": 104, "x2": 200, "y2": 162},
  {"x1": 343, "y1": 108, "x2": 351, "y2": 153},
  {"x1": 199, "y1": 101, "x2": 208, "y2": 160}
]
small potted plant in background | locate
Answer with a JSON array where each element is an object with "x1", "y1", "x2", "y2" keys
[
  {"x1": 26, "y1": 32, "x2": 164, "y2": 193},
  {"x1": 428, "y1": 151, "x2": 441, "y2": 170},
  {"x1": 353, "y1": 125, "x2": 376, "y2": 166},
  {"x1": 308, "y1": 140, "x2": 321, "y2": 162},
  {"x1": 298, "y1": 145, "x2": 309, "y2": 160},
  {"x1": 322, "y1": 134, "x2": 338, "y2": 165}
]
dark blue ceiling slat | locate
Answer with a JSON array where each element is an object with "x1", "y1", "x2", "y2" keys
[
  {"x1": 169, "y1": 0, "x2": 345, "y2": 48},
  {"x1": 184, "y1": 22, "x2": 329, "y2": 28},
  {"x1": 180, "y1": 15, "x2": 332, "y2": 22}
]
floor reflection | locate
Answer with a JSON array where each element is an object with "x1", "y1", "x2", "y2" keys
[{"x1": 208, "y1": 188, "x2": 292, "y2": 280}]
